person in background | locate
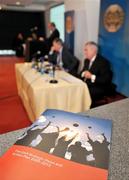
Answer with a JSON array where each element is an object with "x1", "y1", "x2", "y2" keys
[
  {"x1": 31, "y1": 31, "x2": 44, "y2": 42},
  {"x1": 80, "y1": 41, "x2": 113, "y2": 104},
  {"x1": 27, "y1": 26, "x2": 44, "y2": 42},
  {"x1": 46, "y1": 22, "x2": 60, "y2": 52},
  {"x1": 13, "y1": 32, "x2": 24, "y2": 57},
  {"x1": 48, "y1": 38, "x2": 79, "y2": 76},
  {"x1": 31, "y1": 32, "x2": 38, "y2": 41}
]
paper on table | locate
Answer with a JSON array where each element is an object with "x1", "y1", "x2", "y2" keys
[{"x1": 60, "y1": 76, "x2": 82, "y2": 83}]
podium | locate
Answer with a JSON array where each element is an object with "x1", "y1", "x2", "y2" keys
[{"x1": 25, "y1": 40, "x2": 48, "y2": 62}]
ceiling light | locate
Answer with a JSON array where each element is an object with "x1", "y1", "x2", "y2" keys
[{"x1": 16, "y1": 1, "x2": 21, "y2": 6}]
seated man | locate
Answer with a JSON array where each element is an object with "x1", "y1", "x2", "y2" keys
[
  {"x1": 80, "y1": 41, "x2": 113, "y2": 102},
  {"x1": 48, "y1": 38, "x2": 79, "y2": 76}
]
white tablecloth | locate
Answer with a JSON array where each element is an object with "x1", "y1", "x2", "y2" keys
[{"x1": 15, "y1": 63, "x2": 91, "y2": 122}]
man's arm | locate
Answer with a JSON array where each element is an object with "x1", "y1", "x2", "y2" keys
[
  {"x1": 48, "y1": 49, "x2": 57, "y2": 65},
  {"x1": 63, "y1": 49, "x2": 79, "y2": 74},
  {"x1": 92, "y1": 59, "x2": 112, "y2": 85}
]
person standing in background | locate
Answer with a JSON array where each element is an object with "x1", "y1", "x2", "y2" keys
[{"x1": 46, "y1": 22, "x2": 60, "y2": 52}]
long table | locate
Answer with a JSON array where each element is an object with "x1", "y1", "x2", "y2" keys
[{"x1": 15, "y1": 63, "x2": 91, "y2": 121}]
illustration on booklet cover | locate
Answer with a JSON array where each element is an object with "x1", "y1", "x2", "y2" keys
[{"x1": 15, "y1": 109, "x2": 112, "y2": 170}]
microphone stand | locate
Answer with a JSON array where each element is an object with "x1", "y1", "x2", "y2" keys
[{"x1": 49, "y1": 65, "x2": 58, "y2": 84}]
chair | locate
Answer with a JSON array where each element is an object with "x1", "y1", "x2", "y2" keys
[{"x1": 91, "y1": 83, "x2": 117, "y2": 108}]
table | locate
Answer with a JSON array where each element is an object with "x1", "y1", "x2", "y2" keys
[
  {"x1": 0, "y1": 98, "x2": 129, "y2": 179},
  {"x1": 15, "y1": 63, "x2": 91, "y2": 122}
]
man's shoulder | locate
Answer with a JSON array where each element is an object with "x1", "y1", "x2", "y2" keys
[
  {"x1": 55, "y1": 28, "x2": 59, "y2": 32},
  {"x1": 96, "y1": 54, "x2": 110, "y2": 65},
  {"x1": 62, "y1": 46, "x2": 71, "y2": 55},
  {"x1": 54, "y1": 28, "x2": 60, "y2": 35}
]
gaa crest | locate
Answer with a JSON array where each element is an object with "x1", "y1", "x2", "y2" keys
[{"x1": 104, "y1": 4, "x2": 125, "y2": 32}]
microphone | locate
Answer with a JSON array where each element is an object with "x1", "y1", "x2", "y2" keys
[
  {"x1": 30, "y1": 26, "x2": 38, "y2": 32},
  {"x1": 34, "y1": 26, "x2": 38, "y2": 31},
  {"x1": 30, "y1": 28, "x2": 34, "y2": 32},
  {"x1": 31, "y1": 51, "x2": 41, "y2": 70},
  {"x1": 36, "y1": 50, "x2": 41, "y2": 56},
  {"x1": 32, "y1": 51, "x2": 41, "y2": 58},
  {"x1": 49, "y1": 64, "x2": 58, "y2": 84}
]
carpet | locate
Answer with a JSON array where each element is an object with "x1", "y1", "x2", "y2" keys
[
  {"x1": 0, "y1": 56, "x2": 23, "y2": 98},
  {"x1": 0, "y1": 96, "x2": 31, "y2": 134},
  {"x1": 0, "y1": 56, "x2": 32, "y2": 134}
]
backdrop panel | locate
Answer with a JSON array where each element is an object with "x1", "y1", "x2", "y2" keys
[
  {"x1": 99, "y1": 0, "x2": 129, "y2": 97},
  {"x1": 65, "y1": 10, "x2": 75, "y2": 55}
]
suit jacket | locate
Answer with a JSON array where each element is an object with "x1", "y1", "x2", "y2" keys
[
  {"x1": 49, "y1": 46, "x2": 79, "y2": 76},
  {"x1": 48, "y1": 29, "x2": 60, "y2": 48},
  {"x1": 81, "y1": 54, "x2": 113, "y2": 100}
]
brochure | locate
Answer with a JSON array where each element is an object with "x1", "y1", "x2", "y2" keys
[{"x1": 1, "y1": 109, "x2": 112, "y2": 180}]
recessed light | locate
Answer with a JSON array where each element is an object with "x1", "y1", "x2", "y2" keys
[{"x1": 16, "y1": 1, "x2": 21, "y2": 5}]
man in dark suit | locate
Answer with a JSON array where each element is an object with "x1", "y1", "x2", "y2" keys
[
  {"x1": 46, "y1": 22, "x2": 60, "y2": 52},
  {"x1": 80, "y1": 41, "x2": 113, "y2": 102},
  {"x1": 48, "y1": 38, "x2": 79, "y2": 76}
]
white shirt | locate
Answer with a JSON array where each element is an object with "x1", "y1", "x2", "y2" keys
[
  {"x1": 81, "y1": 55, "x2": 97, "y2": 83},
  {"x1": 88, "y1": 55, "x2": 96, "y2": 69},
  {"x1": 57, "y1": 47, "x2": 63, "y2": 67}
]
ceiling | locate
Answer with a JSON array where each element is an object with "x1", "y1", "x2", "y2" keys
[{"x1": 0, "y1": 0, "x2": 64, "y2": 11}]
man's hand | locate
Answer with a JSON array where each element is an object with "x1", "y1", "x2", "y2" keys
[
  {"x1": 50, "y1": 46, "x2": 55, "y2": 52},
  {"x1": 84, "y1": 71, "x2": 92, "y2": 79}
]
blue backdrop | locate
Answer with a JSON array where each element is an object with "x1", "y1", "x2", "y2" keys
[
  {"x1": 99, "y1": 0, "x2": 129, "y2": 97},
  {"x1": 65, "y1": 11, "x2": 75, "y2": 55}
]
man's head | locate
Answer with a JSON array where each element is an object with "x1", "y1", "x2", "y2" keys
[
  {"x1": 84, "y1": 41, "x2": 98, "y2": 60},
  {"x1": 52, "y1": 38, "x2": 63, "y2": 52},
  {"x1": 75, "y1": 141, "x2": 82, "y2": 147},
  {"x1": 17, "y1": 33, "x2": 23, "y2": 40},
  {"x1": 31, "y1": 32, "x2": 38, "y2": 40},
  {"x1": 48, "y1": 22, "x2": 56, "y2": 31}
]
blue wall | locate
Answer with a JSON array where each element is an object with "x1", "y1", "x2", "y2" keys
[{"x1": 99, "y1": 0, "x2": 129, "y2": 97}]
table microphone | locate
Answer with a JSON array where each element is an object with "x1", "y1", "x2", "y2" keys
[
  {"x1": 32, "y1": 51, "x2": 41, "y2": 59},
  {"x1": 49, "y1": 65, "x2": 58, "y2": 84},
  {"x1": 30, "y1": 26, "x2": 38, "y2": 32}
]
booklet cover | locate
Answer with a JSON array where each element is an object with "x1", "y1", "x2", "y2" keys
[{"x1": 1, "y1": 109, "x2": 112, "y2": 180}]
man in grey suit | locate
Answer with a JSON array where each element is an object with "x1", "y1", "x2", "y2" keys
[{"x1": 48, "y1": 38, "x2": 79, "y2": 76}]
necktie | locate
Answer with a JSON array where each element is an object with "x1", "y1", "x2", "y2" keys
[
  {"x1": 57, "y1": 52, "x2": 63, "y2": 67},
  {"x1": 88, "y1": 60, "x2": 93, "y2": 69}
]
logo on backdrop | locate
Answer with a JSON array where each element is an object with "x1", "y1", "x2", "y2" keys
[
  {"x1": 103, "y1": 4, "x2": 125, "y2": 32},
  {"x1": 66, "y1": 16, "x2": 74, "y2": 33},
  {"x1": 65, "y1": 11, "x2": 75, "y2": 55}
]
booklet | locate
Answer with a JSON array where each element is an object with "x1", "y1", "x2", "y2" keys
[{"x1": 0, "y1": 109, "x2": 112, "y2": 180}]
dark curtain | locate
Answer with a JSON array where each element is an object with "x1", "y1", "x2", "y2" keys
[{"x1": 0, "y1": 10, "x2": 45, "y2": 49}]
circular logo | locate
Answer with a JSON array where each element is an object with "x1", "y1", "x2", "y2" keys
[
  {"x1": 104, "y1": 4, "x2": 125, "y2": 32},
  {"x1": 66, "y1": 16, "x2": 73, "y2": 33}
]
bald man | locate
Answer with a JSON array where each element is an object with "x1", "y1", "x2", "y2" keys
[{"x1": 80, "y1": 41, "x2": 112, "y2": 103}]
